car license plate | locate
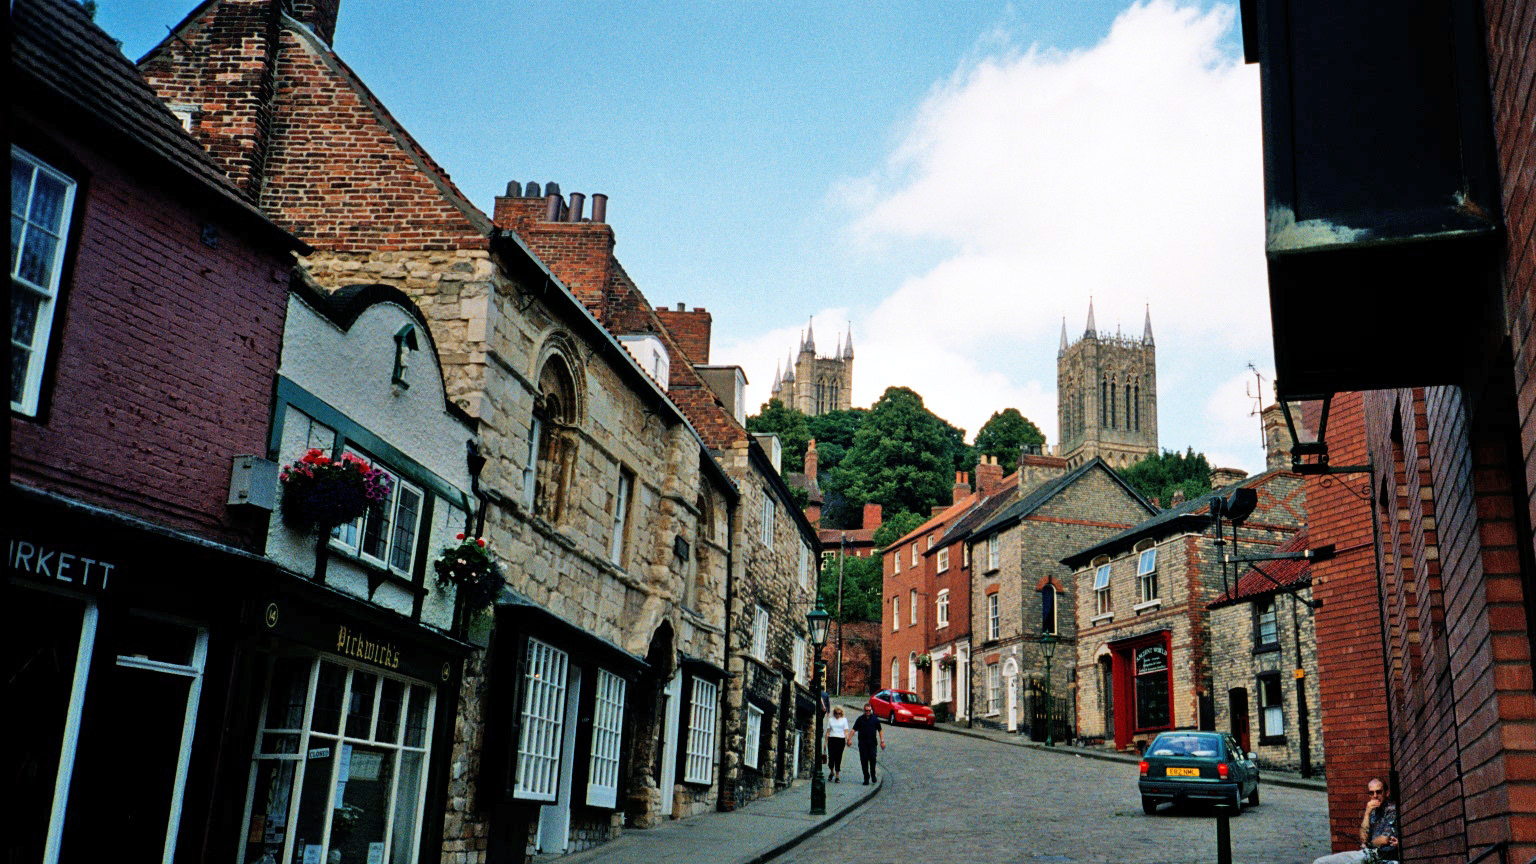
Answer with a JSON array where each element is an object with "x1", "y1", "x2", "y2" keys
[{"x1": 1166, "y1": 767, "x2": 1200, "y2": 777}]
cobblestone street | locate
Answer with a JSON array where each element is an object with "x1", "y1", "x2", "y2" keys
[{"x1": 771, "y1": 724, "x2": 1333, "y2": 864}]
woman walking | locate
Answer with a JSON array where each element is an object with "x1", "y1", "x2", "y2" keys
[{"x1": 825, "y1": 706, "x2": 851, "y2": 782}]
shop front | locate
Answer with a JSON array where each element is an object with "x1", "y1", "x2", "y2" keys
[{"x1": 1108, "y1": 629, "x2": 1173, "y2": 750}]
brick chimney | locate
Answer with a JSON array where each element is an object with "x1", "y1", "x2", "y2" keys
[
  {"x1": 289, "y1": 0, "x2": 341, "y2": 45},
  {"x1": 975, "y1": 456, "x2": 1004, "y2": 496},
  {"x1": 1017, "y1": 450, "x2": 1068, "y2": 489},
  {"x1": 1210, "y1": 467, "x2": 1249, "y2": 489},
  {"x1": 138, "y1": 0, "x2": 285, "y2": 201},
  {"x1": 493, "y1": 182, "x2": 616, "y2": 319},
  {"x1": 804, "y1": 439, "x2": 819, "y2": 482},
  {"x1": 1261, "y1": 403, "x2": 1291, "y2": 471},
  {"x1": 862, "y1": 503, "x2": 882, "y2": 530},
  {"x1": 655, "y1": 303, "x2": 712, "y2": 364},
  {"x1": 952, "y1": 471, "x2": 971, "y2": 504}
]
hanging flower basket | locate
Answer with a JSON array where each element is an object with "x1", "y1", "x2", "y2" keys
[
  {"x1": 434, "y1": 534, "x2": 504, "y2": 610},
  {"x1": 279, "y1": 449, "x2": 391, "y2": 534},
  {"x1": 915, "y1": 652, "x2": 932, "y2": 669},
  {"x1": 938, "y1": 654, "x2": 956, "y2": 671}
]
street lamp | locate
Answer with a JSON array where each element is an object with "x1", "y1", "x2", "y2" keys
[
  {"x1": 807, "y1": 602, "x2": 831, "y2": 815},
  {"x1": 1040, "y1": 632, "x2": 1057, "y2": 747}
]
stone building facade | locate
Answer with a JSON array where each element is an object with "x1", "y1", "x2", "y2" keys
[
  {"x1": 1208, "y1": 531, "x2": 1323, "y2": 776},
  {"x1": 1057, "y1": 301, "x2": 1158, "y2": 469},
  {"x1": 967, "y1": 458, "x2": 1157, "y2": 738},
  {"x1": 1065, "y1": 469, "x2": 1304, "y2": 753},
  {"x1": 137, "y1": 3, "x2": 745, "y2": 861},
  {"x1": 769, "y1": 319, "x2": 854, "y2": 416}
]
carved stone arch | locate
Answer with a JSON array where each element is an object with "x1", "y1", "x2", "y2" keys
[
  {"x1": 533, "y1": 330, "x2": 586, "y2": 426},
  {"x1": 530, "y1": 331, "x2": 586, "y2": 522}
]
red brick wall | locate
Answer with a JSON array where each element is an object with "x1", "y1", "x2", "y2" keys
[
  {"x1": 9, "y1": 113, "x2": 291, "y2": 549},
  {"x1": 826, "y1": 620, "x2": 882, "y2": 696},
  {"x1": 141, "y1": 6, "x2": 488, "y2": 252},
  {"x1": 654, "y1": 306, "x2": 712, "y2": 365},
  {"x1": 1307, "y1": 392, "x2": 1393, "y2": 853}
]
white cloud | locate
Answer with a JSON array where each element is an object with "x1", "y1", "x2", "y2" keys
[{"x1": 795, "y1": 0, "x2": 1275, "y2": 470}]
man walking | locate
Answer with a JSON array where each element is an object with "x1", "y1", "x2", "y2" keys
[{"x1": 852, "y1": 702, "x2": 886, "y2": 785}]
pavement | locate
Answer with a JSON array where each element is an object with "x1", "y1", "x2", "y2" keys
[
  {"x1": 543, "y1": 767, "x2": 881, "y2": 864},
  {"x1": 916, "y1": 709, "x2": 1329, "y2": 793}
]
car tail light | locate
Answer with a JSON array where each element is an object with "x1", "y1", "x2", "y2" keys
[
  {"x1": 1139, "y1": 760, "x2": 1149, "y2": 776},
  {"x1": 1218, "y1": 762, "x2": 1229, "y2": 779}
]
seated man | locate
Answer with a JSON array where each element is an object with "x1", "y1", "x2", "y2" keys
[{"x1": 1313, "y1": 778, "x2": 1399, "y2": 863}]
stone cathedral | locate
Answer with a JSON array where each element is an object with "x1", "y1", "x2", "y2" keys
[
  {"x1": 769, "y1": 318, "x2": 854, "y2": 416},
  {"x1": 1058, "y1": 300, "x2": 1158, "y2": 469}
]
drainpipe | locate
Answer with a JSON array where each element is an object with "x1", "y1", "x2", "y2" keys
[{"x1": 716, "y1": 493, "x2": 741, "y2": 811}]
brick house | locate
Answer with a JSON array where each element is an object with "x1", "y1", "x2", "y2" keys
[
  {"x1": 7, "y1": 0, "x2": 306, "y2": 860},
  {"x1": 969, "y1": 456, "x2": 1157, "y2": 738},
  {"x1": 1064, "y1": 468, "x2": 1304, "y2": 753},
  {"x1": 137, "y1": 1, "x2": 745, "y2": 859},
  {"x1": 881, "y1": 459, "x2": 1008, "y2": 704},
  {"x1": 1208, "y1": 529, "x2": 1323, "y2": 776},
  {"x1": 1242, "y1": 0, "x2": 1534, "y2": 858},
  {"x1": 492, "y1": 187, "x2": 823, "y2": 814}
]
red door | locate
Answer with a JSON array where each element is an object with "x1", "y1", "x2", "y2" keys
[{"x1": 1229, "y1": 688, "x2": 1251, "y2": 753}]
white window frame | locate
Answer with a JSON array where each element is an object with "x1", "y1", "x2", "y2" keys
[
  {"x1": 238, "y1": 656, "x2": 437, "y2": 864},
  {"x1": 890, "y1": 657, "x2": 899, "y2": 689},
  {"x1": 987, "y1": 593, "x2": 1000, "y2": 641},
  {"x1": 935, "y1": 662, "x2": 952, "y2": 703},
  {"x1": 986, "y1": 663, "x2": 1001, "y2": 715},
  {"x1": 893, "y1": 549, "x2": 901, "y2": 573},
  {"x1": 962, "y1": 542, "x2": 971, "y2": 569},
  {"x1": 927, "y1": 535, "x2": 935, "y2": 549},
  {"x1": 11, "y1": 146, "x2": 77, "y2": 416},
  {"x1": 586, "y1": 669, "x2": 627, "y2": 808},
  {"x1": 798, "y1": 542, "x2": 811, "y2": 590},
  {"x1": 987, "y1": 535, "x2": 1000, "y2": 571},
  {"x1": 684, "y1": 677, "x2": 718, "y2": 784},
  {"x1": 609, "y1": 468, "x2": 633, "y2": 564},
  {"x1": 751, "y1": 605, "x2": 769, "y2": 659},
  {"x1": 1095, "y1": 562, "x2": 1113, "y2": 619},
  {"x1": 516, "y1": 638, "x2": 569, "y2": 801},
  {"x1": 1137, "y1": 547, "x2": 1159, "y2": 604},
  {"x1": 910, "y1": 543, "x2": 918, "y2": 567},
  {"x1": 909, "y1": 588, "x2": 917, "y2": 625},
  {"x1": 792, "y1": 635, "x2": 806, "y2": 685},
  {"x1": 936, "y1": 589, "x2": 950, "y2": 628},
  {"x1": 891, "y1": 596, "x2": 899, "y2": 632},
  {"x1": 937, "y1": 547, "x2": 950, "y2": 573},
  {"x1": 744, "y1": 704, "x2": 763, "y2": 770},
  {"x1": 331, "y1": 448, "x2": 424, "y2": 578},
  {"x1": 760, "y1": 492, "x2": 775, "y2": 546},
  {"x1": 1259, "y1": 673, "x2": 1285, "y2": 738},
  {"x1": 523, "y1": 416, "x2": 542, "y2": 510}
]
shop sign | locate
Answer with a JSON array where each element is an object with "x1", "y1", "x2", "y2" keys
[
  {"x1": 261, "y1": 592, "x2": 450, "y2": 682},
  {"x1": 335, "y1": 624, "x2": 401, "y2": 670},
  {"x1": 1136, "y1": 644, "x2": 1168, "y2": 675},
  {"x1": 8, "y1": 537, "x2": 118, "y2": 591}
]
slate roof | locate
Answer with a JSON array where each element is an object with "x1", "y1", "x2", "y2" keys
[
  {"x1": 1210, "y1": 529, "x2": 1312, "y2": 608},
  {"x1": 11, "y1": 0, "x2": 299, "y2": 247},
  {"x1": 970, "y1": 457, "x2": 1156, "y2": 541},
  {"x1": 929, "y1": 473, "x2": 1022, "y2": 552},
  {"x1": 1060, "y1": 467, "x2": 1289, "y2": 568}
]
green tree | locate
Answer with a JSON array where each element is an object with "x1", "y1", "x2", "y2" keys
[
  {"x1": 872, "y1": 511, "x2": 926, "y2": 548},
  {"x1": 1118, "y1": 447, "x2": 1213, "y2": 509},
  {"x1": 828, "y1": 387, "x2": 956, "y2": 520},
  {"x1": 973, "y1": 408, "x2": 1046, "y2": 474},
  {"x1": 817, "y1": 554, "x2": 882, "y2": 622},
  {"x1": 746, "y1": 399, "x2": 810, "y2": 470}
]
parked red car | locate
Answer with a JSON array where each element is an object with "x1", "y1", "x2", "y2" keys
[{"x1": 869, "y1": 689, "x2": 936, "y2": 726}]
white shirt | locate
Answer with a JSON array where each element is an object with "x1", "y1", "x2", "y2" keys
[{"x1": 826, "y1": 715, "x2": 850, "y2": 740}]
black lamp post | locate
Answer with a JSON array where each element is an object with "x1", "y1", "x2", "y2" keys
[
  {"x1": 1040, "y1": 632, "x2": 1057, "y2": 747},
  {"x1": 807, "y1": 602, "x2": 831, "y2": 815}
]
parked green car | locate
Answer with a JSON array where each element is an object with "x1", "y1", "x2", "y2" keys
[{"x1": 1138, "y1": 731, "x2": 1260, "y2": 815}]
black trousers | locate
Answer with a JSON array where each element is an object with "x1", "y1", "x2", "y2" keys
[
  {"x1": 827, "y1": 737, "x2": 846, "y2": 773},
  {"x1": 859, "y1": 746, "x2": 879, "y2": 780}
]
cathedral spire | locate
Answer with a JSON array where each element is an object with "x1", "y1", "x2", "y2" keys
[
  {"x1": 772, "y1": 359, "x2": 781, "y2": 392},
  {"x1": 783, "y1": 352, "x2": 795, "y2": 382},
  {"x1": 804, "y1": 317, "x2": 816, "y2": 354},
  {"x1": 1143, "y1": 304, "x2": 1154, "y2": 346},
  {"x1": 842, "y1": 325, "x2": 854, "y2": 359},
  {"x1": 1059, "y1": 317, "x2": 1068, "y2": 355},
  {"x1": 1085, "y1": 297, "x2": 1097, "y2": 337}
]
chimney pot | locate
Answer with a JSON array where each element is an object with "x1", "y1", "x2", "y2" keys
[
  {"x1": 544, "y1": 193, "x2": 562, "y2": 222},
  {"x1": 591, "y1": 193, "x2": 608, "y2": 223},
  {"x1": 505, "y1": 180, "x2": 522, "y2": 198},
  {"x1": 677, "y1": 302, "x2": 686, "y2": 311},
  {"x1": 568, "y1": 192, "x2": 586, "y2": 222},
  {"x1": 545, "y1": 182, "x2": 561, "y2": 197},
  {"x1": 526, "y1": 181, "x2": 541, "y2": 198}
]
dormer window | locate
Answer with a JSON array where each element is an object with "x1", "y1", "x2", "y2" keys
[{"x1": 392, "y1": 324, "x2": 418, "y2": 388}]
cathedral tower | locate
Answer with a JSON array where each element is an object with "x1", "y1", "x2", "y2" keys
[
  {"x1": 1057, "y1": 301, "x2": 1158, "y2": 469},
  {"x1": 769, "y1": 319, "x2": 854, "y2": 415}
]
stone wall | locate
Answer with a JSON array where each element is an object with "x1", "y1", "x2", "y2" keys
[{"x1": 1209, "y1": 589, "x2": 1324, "y2": 774}]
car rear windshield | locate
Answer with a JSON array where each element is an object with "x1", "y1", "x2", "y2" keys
[
  {"x1": 1148, "y1": 734, "x2": 1221, "y2": 758},
  {"x1": 891, "y1": 693, "x2": 923, "y2": 704}
]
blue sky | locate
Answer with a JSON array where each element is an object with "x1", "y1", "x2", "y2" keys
[{"x1": 100, "y1": 1, "x2": 1278, "y2": 473}]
